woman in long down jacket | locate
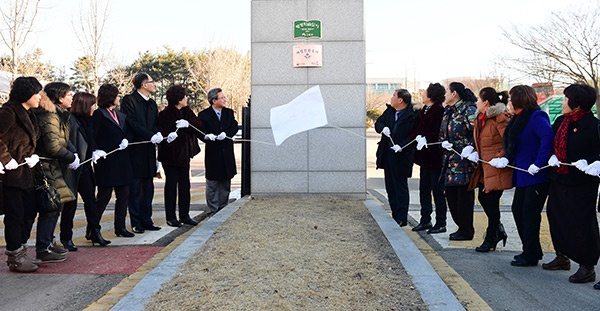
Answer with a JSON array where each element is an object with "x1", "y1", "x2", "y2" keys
[
  {"x1": 157, "y1": 85, "x2": 202, "y2": 227},
  {"x1": 491, "y1": 85, "x2": 554, "y2": 267},
  {"x1": 469, "y1": 87, "x2": 513, "y2": 252},
  {"x1": 543, "y1": 83, "x2": 600, "y2": 285},
  {"x1": 0, "y1": 77, "x2": 42, "y2": 272},
  {"x1": 33, "y1": 82, "x2": 79, "y2": 262},
  {"x1": 439, "y1": 82, "x2": 478, "y2": 241},
  {"x1": 93, "y1": 84, "x2": 135, "y2": 238}
]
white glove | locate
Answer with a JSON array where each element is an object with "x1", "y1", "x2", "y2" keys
[
  {"x1": 216, "y1": 132, "x2": 227, "y2": 141},
  {"x1": 489, "y1": 157, "x2": 509, "y2": 169},
  {"x1": 167, "y1": 132, "x2": 178, "y2": 143},
  {"x1": 68, "y1": 153, "x2": 80, "y2": 170},
  {"x1": 460, "y1": 146, "x2": 474, "y2": 159},
  {"x1": 583, "y1": 161, "x2": 600, "y2": 176},
  {"x1": 92, "y1": 150, "x2": 107, "y2": 164},
  {"x1": 527, "y1": 164, "x2": 540, "y2": 175},
  {"x1": 119, "y1": 138, "x2": 129, "y2": 150},
  {"x1": 151, "y1": 132, "x2": 164, "y2": 144},
  {"x1": 381, "y1": 127, "x2": 391, "y2": 137},
  {"x1": 441, "y1": 141, "x2": 453, "y2": 151},
  {"x1": 24, "y1": 154, "x2": 40, "y2": 168},
  {"x1": 416, "y1": 135, "x2": 428, "y2": 150},
  {"x1": 467, "y1": 151, "x2": 479, "y2": 163},
  {"x1": 0, "y1": 161, "x2": 4, "y2": 174},
  {"x1": 175, "y1": 119, "x2": 189, "y2": 128},
  {"x1": 548, "y1": 155, "x2": 561, "y2": 167},
  {"x1": 5, "y1": 159, "x2": 18, "y2": 170},
  {"x1": 204, "y1": 134, "x2": 217, "y2": 141},
  {"x1": 390, "y1": 144, "x2": 402, "y2": 153},
  {"x1": 572, "y1": 159, "x2": 588, "y2": 171}
]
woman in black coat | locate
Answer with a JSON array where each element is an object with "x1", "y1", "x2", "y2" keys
[
  {"x1": 68, "y1": 92, "x2": 111, "y2": 246},
  {"x1": 0, "y1": 77, "x2": 42, "y2": 272},
  {"x1": 157, "y1": 85, "x2": 202, "y2": 227},
  {"x1": 543, "y1": 83, "x2": 600, "y2": 285},
  {"x1": 92, "y1": 84, "x2": 135, "y2": 238}
]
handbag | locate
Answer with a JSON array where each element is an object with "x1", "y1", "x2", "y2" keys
[{"x1": 35, "y1": 165, "x2": 62, "y2": 214}]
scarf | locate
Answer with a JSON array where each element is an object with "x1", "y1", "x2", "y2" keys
[
  {"x1": 554, "y1": 109, "x2": 590, "y2": 174},
  {"x1": 502, "y1": 106, "x2": 539, "y2": 161}
]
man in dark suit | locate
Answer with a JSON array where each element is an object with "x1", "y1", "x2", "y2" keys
[
  {"x1": 120, "y1": 72, "x2": 163, "y2": 233},
  {"x1": 198, "y1": 88, "x2": 238, "y2": 214},
  {"x1": 375, "y1": 89, "x2": 416, "y2": 227}
]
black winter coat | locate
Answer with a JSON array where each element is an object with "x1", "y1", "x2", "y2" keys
[
  {"x1": 63, "y1": 115, "x2": 95, "y2": 194},
  {"x1": 375, "y1": 104, "x2": 416, "y2": 177},
  {"x1": 548, "y1": 113, "x2": 600, "y2": 186},
  {"x1": 0, "y1": 102, "x2": 40, "y2": 190},
  {"x1": 410, "y1": 103, "x2": 444, "y2": 169},
  {"x1": 120, "y1": 91, "x2": 159, "y2": 179},
  {"x1": 198, "y1": 106, "x2": 238, "y2": 181},
  {"x1": 157, "y1": 106, "x2": 202, "y2": 166},
  {"x1": 92, "y1": 107, "x2": 133, "y2": 187}
]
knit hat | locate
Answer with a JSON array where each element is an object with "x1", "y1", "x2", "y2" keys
[{"x1": 9, "y1": 76, "x2": 43, "y2": 104}]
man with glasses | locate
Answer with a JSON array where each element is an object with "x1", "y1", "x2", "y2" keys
[
  {"x1": 198, "y1": 88, "x2": 238, "y2": 215},
  {"x1": 120, "y1": 72, "x2": 163, "y2": 234}
]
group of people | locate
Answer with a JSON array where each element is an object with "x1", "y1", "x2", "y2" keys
[
  {"x1": 0, "y1": 73, "x2": 238, "y2": 273},
  {"x1": 376, "y1": 82, "x2": 600, "y2": 289}
]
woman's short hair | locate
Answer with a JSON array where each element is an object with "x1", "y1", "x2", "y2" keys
[
  {"x1": 479, "y1": 87, "x2": 509, "y2": 106},
  {"x1": 563, "y1": 83, "x2": 597, "y2": 111},
  {"x1": 71, "y1": 92, "x2": 96, "y2": 117},
  {"x1": 426, "y1": 83, "x2": 446, "y2": 105},
  {"x1": 509, "y1": 85, "x2": 538, "y2": 111},
  {"x1": 97, "y1": 84, "x2": 120, "y2": 108},
  {"x1": 166, "y1": 85, "x2": 187, "y2": 107},
  {"x1": 9, "y1": 76, "x2": 42, "y2": 103},
  {"x1": 44, "y1": 82, "x2": 71, "y2": 105}
]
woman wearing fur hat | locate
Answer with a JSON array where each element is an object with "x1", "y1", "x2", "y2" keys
[
  {"x1": 543, "y1": 83, "x2": 600, "y2": 285},
  {"x1": 0, "y1": 77, "x2": 43, "y2": 272},
  {"x1": 468, "y1": 87, "x2": 513, "y2": 252},
  {"x1": 33, "y1": 82, "x2": 79, "y2": 263}
]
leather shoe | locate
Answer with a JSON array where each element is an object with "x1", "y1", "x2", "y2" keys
[
  {"x1": 511, "y1": 257, "x2": 538, "y2": 267},
  {"x1": 412, "y1": 222, "x2": 432, "y2": 232},
  {"x1": 143, "y1": 224, "x2": 161, "y2": 231},
  {"x1": 180, "y1": 217, "x2": 199, "y2": 226},
  {"x1": 167, "y1": 219, "x2": 183, "y2": 227},
  {"x1": 427, "y1": 226, "x2": 446, "y2": 234},
  {"x1": 449, "y1": 232, "x2": 473, "y2": 241},
  {"x1": 569, "y1": 265, "x2": 596, "y2": 283},
  {"x1": 115, "y1": 228, "x2": 135, "y2": 237},
  {"x1": 397, "y1": 221, "x2": 408, "y2": 227},
  {"x1": 132, "y1": 227, "x2": 145, "y2": 234},
  {"x1": 594, "y1": 281, "x2": 600, "y2": 290},
  {"x1": 61, "y1": 240, "x2": 78, "y2": 252},
  {"x1": 542, "y1": 255, "x2": 571, "y2": 270}
]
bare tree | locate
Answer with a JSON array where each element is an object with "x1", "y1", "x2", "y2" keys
[
  {"x1": 187, "y1": 48, "x2": 251, "y2": 118},
  {"x1": 442, "y1": 76, "x2": 505, "y2": 94},
  {"x1": 0, "y1": 0, "x2": 42, "y2": 80},
  {"x1": 73, "y1": 0, "x2": 110, "y2": 94},
  {"x1": 502, "y1": 2, "x2": 600, "y2": 113}
]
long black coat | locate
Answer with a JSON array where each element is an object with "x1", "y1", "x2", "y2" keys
[
  {"x1": 120, "y1": 91, "x2": 159, "y2": 179},
  {"x1": 409, "y1": 103, "x2": 444, "y2": 169},
  {"x1": 63, "y1": 115, "x2": 94, "y2": 194},
  {"x1": 198, "y1": 106, "x2": 238, "y2": 181},
  {"x1": 0, "y1": 102, "x2": 40, "y2": 190},
  {"x1": 92, "y1": 107, "x2": 133, "y2": 187},
  {"x1": 157, "y1": 106, "x2": 202, "y2": 166},
  {"x1": 375, "y1": 104, "x2": 416, "y2": 177}
]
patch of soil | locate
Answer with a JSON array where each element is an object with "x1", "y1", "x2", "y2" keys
[{"x1": 146, "y1": 198, "x2": 426, "y2": 310}]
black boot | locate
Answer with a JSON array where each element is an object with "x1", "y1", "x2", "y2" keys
[
  {"x1": 85, "y1": 227, "x2": 92, "y2": 241},
  {"x1": 497, "y1": 223, "x2": 508, "y2": 247},
  {"x1": 476, "y1": 228, "x2": 499, "y2": 252},
  {"x1": 90, "y1": 229, "x2": 111, "y2": 246}
]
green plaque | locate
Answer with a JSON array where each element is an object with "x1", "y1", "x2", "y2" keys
[{"x1": 294, "y1": 20, "x2": 322, "y2": 39}]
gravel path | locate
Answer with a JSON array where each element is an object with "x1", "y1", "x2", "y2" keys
[{"x1": 146, "y1": 198, "x2": 426, "y2": 310}]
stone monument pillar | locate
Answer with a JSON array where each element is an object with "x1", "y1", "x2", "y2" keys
[{"x1": 250, "y1": 0, "x2": 365, "y2": 198}]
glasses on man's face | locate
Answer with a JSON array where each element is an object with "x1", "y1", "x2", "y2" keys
[
  {"x1": 65, "y1": 92, "x2": 75, "y2": 97},
  {"x1": 218, "y1": 96, "x2": 227, "y2": 100},
  {"x1": 145, "y1": 80, "x2": 155, "y2": 84}
]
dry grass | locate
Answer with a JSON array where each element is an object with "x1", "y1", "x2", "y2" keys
[{"x1": 146, "y1": 198, "x2": 426, "y2": 310}]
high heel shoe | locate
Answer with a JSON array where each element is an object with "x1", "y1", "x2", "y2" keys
[
  {"x1": 90, "y1": 229, "x2": 112, "y2": 246},
  {"x1": 475, "y1": 239, "x2": 499, "y2": 252},
  {"x1": 114, "y1": 228, "x2": 135, "y2": 238},
  {"x1": 85, "y1": 228, "x2": 92, "y2": 241},
  {"x1": 497, "y1": 223, "x2": 508, "y2": 247}
]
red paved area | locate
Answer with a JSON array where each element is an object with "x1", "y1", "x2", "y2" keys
[{"x1": 0, "y1": 246, "x2": 163, "y2": 274}]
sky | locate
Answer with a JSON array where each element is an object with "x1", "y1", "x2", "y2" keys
[{"x1": 3, "y1": 0, "x2": 594, "y2": 84}]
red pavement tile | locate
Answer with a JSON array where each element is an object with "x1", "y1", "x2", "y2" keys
[{"x1": 0, "y1": 246, "x2": 163, "y2": 274}]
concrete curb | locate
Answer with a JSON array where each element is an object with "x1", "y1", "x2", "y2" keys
[
  {"x1": 110, "y1": 197, "x2": 250, "y2": 311},
  {"x1": 364, "y1": 198, "x2": 465, "y2": 311}
]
